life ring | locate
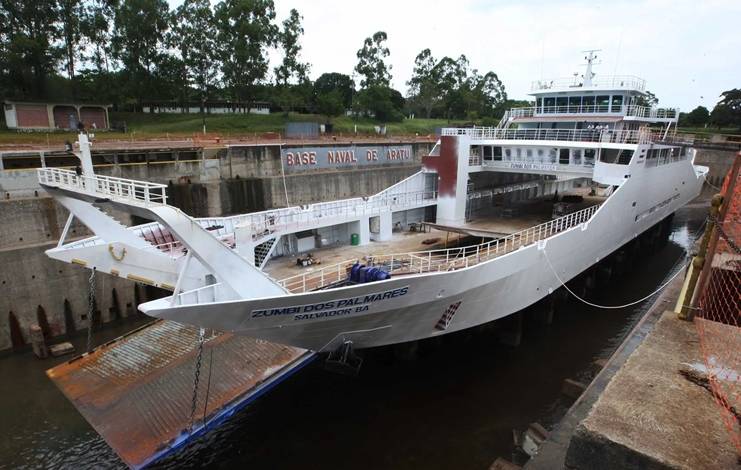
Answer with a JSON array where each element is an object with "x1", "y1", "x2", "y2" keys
[{"x1": 108, "y1": 244, "x2": 127, "y2": 261}]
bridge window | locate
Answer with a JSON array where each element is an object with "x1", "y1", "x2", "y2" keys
[
  {"x1": 597, "y1": 95, "x2": 610, "y2": 112},
  {"x1": 583, "y1": 96, "x2": 596, "y2": 112},
  {"x1": 569, "y1": 96, "x2": 581, "y2": 113},
  {"x1": 611, "y1": 95, "x2": 624, "y2": 113},
  {"x1": 544, "y1": 97, "x2": 555, "y2": 112},
  {"x1": 556, "y1": 97, "x2": 568, "y2": 112}
]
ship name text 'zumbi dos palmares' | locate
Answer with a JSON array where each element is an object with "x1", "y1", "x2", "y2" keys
[{"x1": 38, "y1": 52, "x2": 707, "y2": 356}]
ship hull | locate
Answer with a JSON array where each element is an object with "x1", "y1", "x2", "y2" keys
[{"x1": 140, "y1": 158, "x2": 707, "y2": 350}]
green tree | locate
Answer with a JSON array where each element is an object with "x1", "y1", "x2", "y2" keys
[
  {"x1": 407, "y1": 48, "x2": 440, "y2": 118},
  {"x1": 80, "y1": 0, "x2": 115, "y2": 73},
  {"x1": 59, "y1": 0, "x2": 85, "y2": 83},
  {"x1": 315, "y1": 90, "x2": 344, "y2": 120},
  {"x1": 274, "y1": 8, "x2": 308, "y2": 86},
  {"x1": 214, "y1": 0, "x2": 277, "y2": 105},
  {"x1": 0, "y1": 0, "x2": 62, "y2": 98},
  {"x1": 357, "y1": 85, "x2": 403, "y2": 122},
  {"x1": 355, "y1": 31, "x2": 391, "y2": 89},
  {"x1": 313, "y1": 72, "x2": 354, "y2": 110},
  {"x1": 710, "y1": 89, "x2": 741, "y2": 129},
  {"x1": 111, "y1": 0, "x2": 171, "y2": 107},
  {"x1": 679, "y1": 106, "x2": 709, "y2": 127},
  {"x1": 172, "y1": 0, "x2": 218, "y2": 109}
]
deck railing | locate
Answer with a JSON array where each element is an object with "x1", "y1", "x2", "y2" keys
[
  {"x1": 531, "y1": 75, "x2": 646, "y2": 92},
  {"x1": 235, "y1": 189, "x2": 438, "y2": 238},
  {"x1": 441, "y1": 127, "x2": 659, "y2": 144},
  {"x1": 278, "y1": 204, "x2": 601, "y2": 294},
  {"x1": 37, "y1": 168, "x2": 168, "y2": 205},
  {"x1": 508, "y1": 105, "x2": 678, "y2": 120}
]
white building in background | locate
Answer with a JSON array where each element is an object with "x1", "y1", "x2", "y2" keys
[{"x1": 142, "y1": 101, "x2": 271, "y2": 115}]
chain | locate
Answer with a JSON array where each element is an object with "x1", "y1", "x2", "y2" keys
[
  {"x1": 86, "y1": 268, "x2": 96, "y2": 353},
  {"x1": 188, "y1": 327, "x2": 206, "y2": 434},
  {"x1": 710, "y1": 214, "x2": 740, "y2": 255}
]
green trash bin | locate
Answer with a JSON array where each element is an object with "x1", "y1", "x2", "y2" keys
[{"x1": 350, "y1": 233, "x2": 360, "y2": 245}]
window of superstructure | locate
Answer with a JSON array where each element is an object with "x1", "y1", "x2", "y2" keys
[
  {"x1": 583, "y1": 96, "x2": 595, "y2": 112},
  {"x1": 483, "y1": 146, "x2": 493, "y2": 160},
  {"x1": 549, "y1": 148, "x2": 557, "y2": 162},
  {"x1": 544, "y1": 97, "x2": 556, "y2": 112},
  {"x1": 597, "y1": 95, "x2": 610, "y2": 112},
  {"x1": 559, "y1": 148, "x2": 570, "y2": 165},
  {"x1": 584, "y1": 149, "x2": 596, "y2": 165},
  {"x1": 493, "y1": 146, "x2": 503, "y2": 161},
  {"x1": 505, "y1": 148, "x2": 512, "y2": 159},
  {"x1": 617, "y1": 149, "x2": 633, "y2": 164},
  {"x1": 572, "y1": 149, "x2": 583, "y2": 164},
  {"x1": 556, "y1": 97, "x2": 568, "y2": 112},
  {"x1": 611, "y1": 95, "x2": 624, "y2": 113},
  {"x1": 526, "y1": 149, "x2": 533, "y2": 160},
  {"x1": 515, "y1": 148, "x2": 522, "y2": 159},
  {"x1": 569, "y1": 96, "x2": 581, "y2": 113}
]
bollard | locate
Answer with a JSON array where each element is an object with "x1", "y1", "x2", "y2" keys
[{"x1": 30, "y1": 324, "x2": 49, "y2": 359}]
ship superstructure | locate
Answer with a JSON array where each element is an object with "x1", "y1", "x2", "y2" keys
[{"x1": 38, "y1": 53, "x2": 707, "y2": 353}]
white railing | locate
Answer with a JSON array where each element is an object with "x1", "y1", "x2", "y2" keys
[
  {"x1": 234, "y1": 190, "x2": 438, "y2": 238},
  {"x1": 508, "y1": 105, "x2": 679, "y2": 120},
  {"x1": 278, "y1": 204, "x2": 601, "y2": 294},
  {"x1": 531, "y1": 75, "x2": 646, "y2": 92},
  {"x1": 623, "y1": 105, "x2": 679, "y2": 119},
  {"x1": 441, "y1": 127, "x2": 659, "y2": 144},
  {"x1": 37, "y1": 168, "x2": 168, "y2": 205}
]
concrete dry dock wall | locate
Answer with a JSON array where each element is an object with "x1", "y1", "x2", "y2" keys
[
  {"x1": 694, "y1": 148, "x2": 737, "y2": 188},
  {"x1": 0, "y1": 140, "x2": 432, "y2": 352}
]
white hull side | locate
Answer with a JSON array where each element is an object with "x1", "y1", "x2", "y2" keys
[{"x1": 141, "y1": 158, "x2": 706, "y2": 350}]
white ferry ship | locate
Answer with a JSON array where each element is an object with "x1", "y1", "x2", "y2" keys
[{"x1": 38, "y1": 53, "x2": 707, "y2": 355}]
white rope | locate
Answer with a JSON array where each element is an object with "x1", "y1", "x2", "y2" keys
[{"x1": 542, "y1": 248, "x2": 689, "y2": 310}]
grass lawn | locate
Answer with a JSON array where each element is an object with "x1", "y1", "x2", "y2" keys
[{"x1": 0, "y1": 112, "x2": 467, "y2": 146}]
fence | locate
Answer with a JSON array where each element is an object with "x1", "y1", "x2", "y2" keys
[{"x1": 692, "y1": 153, "x2": 741, "y2": 454}]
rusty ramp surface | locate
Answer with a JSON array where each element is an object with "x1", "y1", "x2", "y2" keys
[{"x1": 47, "y1": 320, "x2": 314, "y2": 469}]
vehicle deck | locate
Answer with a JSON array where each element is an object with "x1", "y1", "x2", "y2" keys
[
  {"x1": 46, "y1": 320, "x2": 314, "y2": 469},
  {"x1": 264, "y1": 195, "x2": 605, "y2": 283}
]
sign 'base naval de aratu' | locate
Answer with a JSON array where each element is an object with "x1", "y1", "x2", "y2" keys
[{"x1": 281, "y1": 144, "x2": 414, "y2": 172}]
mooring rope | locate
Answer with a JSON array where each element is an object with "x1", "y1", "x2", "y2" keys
[{"x1": 542, "y1": 248, "x2": 690, "y2": 310}]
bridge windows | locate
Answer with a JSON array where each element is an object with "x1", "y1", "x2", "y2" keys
[
  {"x1": 611, "y1": 95, "x2": 624, "y2": 113},
  {"x1": 582, "y1": 96, "x2": 596, "y2": 112},
  {"x1": 597, "y1": 95, "x2": 610, "y2": 113}
]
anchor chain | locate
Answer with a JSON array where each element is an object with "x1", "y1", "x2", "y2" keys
[
  {"x1": 188, "y1": 327, "x2": 206, "y2": 434},
  {"x1": 86, "y1": 268, "x2": 96, "y2": 353}
]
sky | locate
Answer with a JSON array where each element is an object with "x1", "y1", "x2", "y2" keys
[{"x1": 173, "y1": 0, "x2": 741, "y2": 111}]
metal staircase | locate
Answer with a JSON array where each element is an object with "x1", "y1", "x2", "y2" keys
[{"x1": 254, "y1": 236, "x2": 280, "y2": 269}]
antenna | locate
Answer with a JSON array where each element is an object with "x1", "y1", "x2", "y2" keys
[{"x1": 581, "y1": 49, "x2": 602, "y2": 86}]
